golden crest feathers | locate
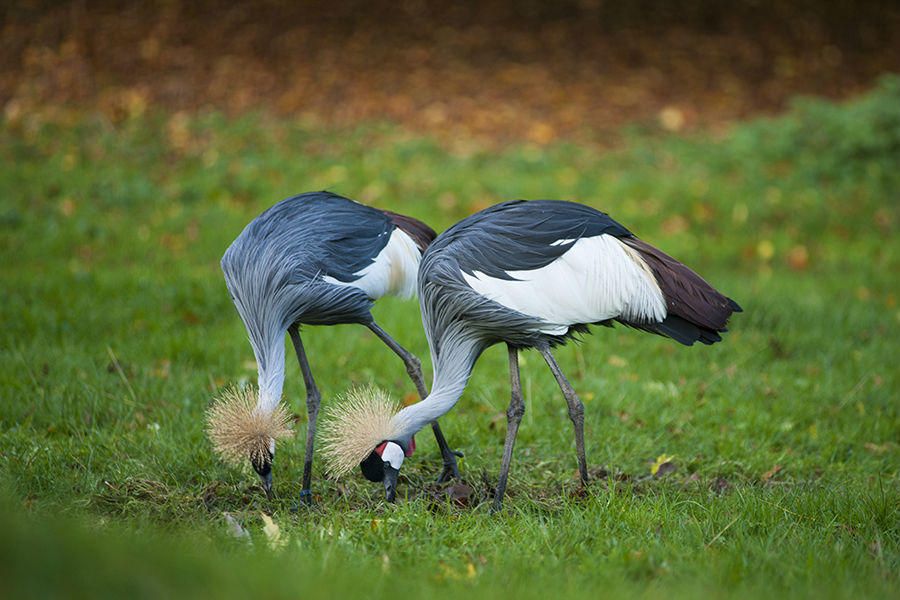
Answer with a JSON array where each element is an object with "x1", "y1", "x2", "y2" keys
[
  {"x1": 205, "y1": 387, "x2": 292, "y2": 466},
  {"x1": 319, "y1": 386, "x2": 403, "y2": 477}
]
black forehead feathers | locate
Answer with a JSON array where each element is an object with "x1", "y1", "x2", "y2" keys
[
  {"x1": 250, "y1": 453, "x2": 272, "y2": 476},
  {"x1": 360, "y1": 450, "x2": 385, "y2": 482}
]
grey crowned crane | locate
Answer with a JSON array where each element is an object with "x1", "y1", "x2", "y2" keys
[
  {"x1": 321, "y1": 199, "x2": 741, "y2": 510},
  {"x1": 206, "y1": 191, "x2": 462, "y2": 501}
]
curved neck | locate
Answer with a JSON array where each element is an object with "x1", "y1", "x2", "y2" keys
[
  {"x1": 255, "y1": 334, "x2": 286, "y2": 414},
  {"x1": 390, "y1": 335, "x2": 482, "y2": 443}
]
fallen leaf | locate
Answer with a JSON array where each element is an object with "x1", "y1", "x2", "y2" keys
[
  {"x1": 608, "y1": 355, "x2": 627, "y2": 367},
  {"x1": 650, "y1": 453, "x2": 674, "y2": 475},
  {"x1": 60, "y1": 197, "x2": 76, "y2": 216},
  {"x1": 528, "y1": 121, "x2": 555, "y2": 144},
  {"x1": 662, "y1": 215, "x2": 688, "y2": 235},
  {"x1": 757, "y1": 240, "x2": 775, "y2": 261},
  {"x1": 659, "y1": 106, "x2": 685, "y2": 131},
  {"x1": 438, "y1": 561, "x2": 459, "y2": 581},
  {"x1": 761, "y1": 464, "x2": 782, "y2": 481},
  {"x1": 223, "y1": 513, "x2": 252, "y2": 544},
  {"x1": 567, "y1": 482, "x2": 589, "y2": 498},
  {"x1": 447, "y1": 483, "x2": 473, "y2": 506},
  {"x1": 786, "y1": 245, "x2": 810, "y2": 270},
  {"x1": 654, "y1": 461, "x2": 677, "y2": 478},
  {"x1": 465, "y1": 558, "x2": 477, "y2": 579},
  {"x1": 864, "y1": 442, "x2": 892, "y2": 455},
  {"x1": 260, "y1": 513, "x2": 287, "y2": 551}
]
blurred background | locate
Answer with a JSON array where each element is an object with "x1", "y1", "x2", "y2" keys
[
  {"x1": 4, "y1": 0, "x2": 899, "y2": 144},
  {"x1": 2, "y1": 3, "x2": 900, "y2": 598}
]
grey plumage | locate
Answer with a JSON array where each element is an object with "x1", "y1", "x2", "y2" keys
[
  {"x1": 222, "y1": 193, "x2": 392, "y2": 377},
  {"x1": 216, "y1": 191, "x2": 461, "y2": 499},
  {"x1": 418, "y1": 199, "x2": 741, "y2": 510},
  {"x1": 222, "y1": 192, "x2": 397, "y2": 327},
  {"x1": 326, "y1": 198, "x2": 741, "y2": 509},
  {"x1": 420, "y1": 199, "x2": 739, "y2": 355}
]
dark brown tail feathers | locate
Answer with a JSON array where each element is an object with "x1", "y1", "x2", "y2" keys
[
  {"x1": 620, "y1": 236, "x2": 742, "y2": 346},
  {"x1": 380, "y1": 209, "x2": 438, "y2": 254}
]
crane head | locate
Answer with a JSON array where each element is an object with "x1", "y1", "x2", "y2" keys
[
  {"x1": 359, "y1": 438, "x2": 416, "y2": 502},
  {"x1": 250, "y1": 437, "x2": 276, "y2": 498},
  {"x1": 206, "y1": 387, "x2": 291, "y2": 499},
  {"x1": 320, "y1": 386, "x2": 411, "y2": 502}
]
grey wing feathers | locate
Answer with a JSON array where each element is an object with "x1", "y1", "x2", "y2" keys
[
  {"x1": 420, "y1": 255, "x2": 552, "y2": 354},
  {"x1": 221, "y1": 191, "x2": 395, "y2": 328},
  {"x1": 420, "y1": 199, "x2": 631, "y2": 350},
  {"x1": 239, "y1": 191, "x2": 396, "y2": 284},
  {"x1": 431, "y1": 199, "x2": 632, "y2": 280},
  {"x1": 420, "y1": 198, "x2": 740, "y2": 350}
]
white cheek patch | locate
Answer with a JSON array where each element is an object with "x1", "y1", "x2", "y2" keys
[
  {"x1": 381, "y1": 441, "x2": 406, "y2": 470},
  {"x1": 268, "y1": 437, "x2": 276, "y2": 455}
]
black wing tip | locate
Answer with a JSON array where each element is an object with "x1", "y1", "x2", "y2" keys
[
  {"x1": 649, "y1": 314, "x2": 725, "y2": 347},
  {"x1": 727, "y1": 297, "x2": 743, "y2": 313}
]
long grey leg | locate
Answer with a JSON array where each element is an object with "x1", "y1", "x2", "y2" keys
[
  {"x1": 288, "y1": 324, "x2": 321, "y2": 505},
  {"x1": 493, "y1": 344, "x2": 525, "y2": 513},
  {"x1": 366, "y1": 321, "x2": 462, "y2": 482},
  {"x1": 538, "y1": 345, "x2": 588, "y2": 487}
]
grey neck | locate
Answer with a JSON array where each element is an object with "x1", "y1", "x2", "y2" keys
[
  {"x1": 389, "y1": 334, "x2": 482, "y2": 443},
  {"x1": 256, "y1": 336, "x2": 286, "y2": 414}
]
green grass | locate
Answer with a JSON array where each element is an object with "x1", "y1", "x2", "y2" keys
[{"x1": 1, "y1": 75, "x2": 899, "y2": 599}]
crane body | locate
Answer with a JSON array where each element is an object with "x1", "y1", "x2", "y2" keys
[
  {"x1": 323, "y1": 199, "x2": 740, "y2": 509},
  {"x1": 209, "y1": 191, "x2": 461, "y2": 500}
]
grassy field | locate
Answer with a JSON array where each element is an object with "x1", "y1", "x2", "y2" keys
[{"x1": 1, "y1": 76, "x2": 898, "y2": 598}]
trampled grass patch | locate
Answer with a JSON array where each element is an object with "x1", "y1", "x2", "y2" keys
[{"x1": 1, "y1": 77, "x2": 898, "y2": 598}]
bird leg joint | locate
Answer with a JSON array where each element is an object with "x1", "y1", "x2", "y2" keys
[
  {"x1": 405, "y1": 355, "x2": 422, "y2": 378},
  {"x1": 567, "y1": 402, "x2": 584, "y2": 423},
  {"x1": 306, "y1": 391, "x2": 321, "y2": 414},
  {"x1": 507, "y1": 402, "x2": 525, "y2": 422}
]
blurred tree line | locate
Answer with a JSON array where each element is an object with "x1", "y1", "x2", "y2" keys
[{"x1": 2, "y1": 0, "x2": 898, "y2": 143}]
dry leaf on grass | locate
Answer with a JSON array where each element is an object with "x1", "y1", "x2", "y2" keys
[
  {"x1": 650, "y1": 454, "x2": 675, "y2": 475},
  {"x1": 761, "y1": 464, "x2": 782, "y2": 481},
  {"x1": 261, "y1": 513, "x2": 287, "y2": 551},
  {"x1": 223, "y1": 513, "x2": 252, "y2": 544}
]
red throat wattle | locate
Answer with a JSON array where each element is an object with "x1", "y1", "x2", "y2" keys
[{"x1": 374, "y1": 437, "x2": 416, "y2": 458}]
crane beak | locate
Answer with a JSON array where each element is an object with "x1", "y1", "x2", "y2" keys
[
  {"x1": 259, "y1": 471, "x2": 274, "y2": 499},
  {"x1": 251, "y1": 450, "x2": 275, "y2": 499},
  {"x1": 383, "y1": 465, "x2": 399, "y2": 503}
]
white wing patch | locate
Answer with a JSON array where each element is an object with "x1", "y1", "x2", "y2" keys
[
  {"x1": 460, "y1": 234, "x2": 666, "y2": 334},
  {"x1": 323, "y1": 228, "x2": 421, "y2": 300}
]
